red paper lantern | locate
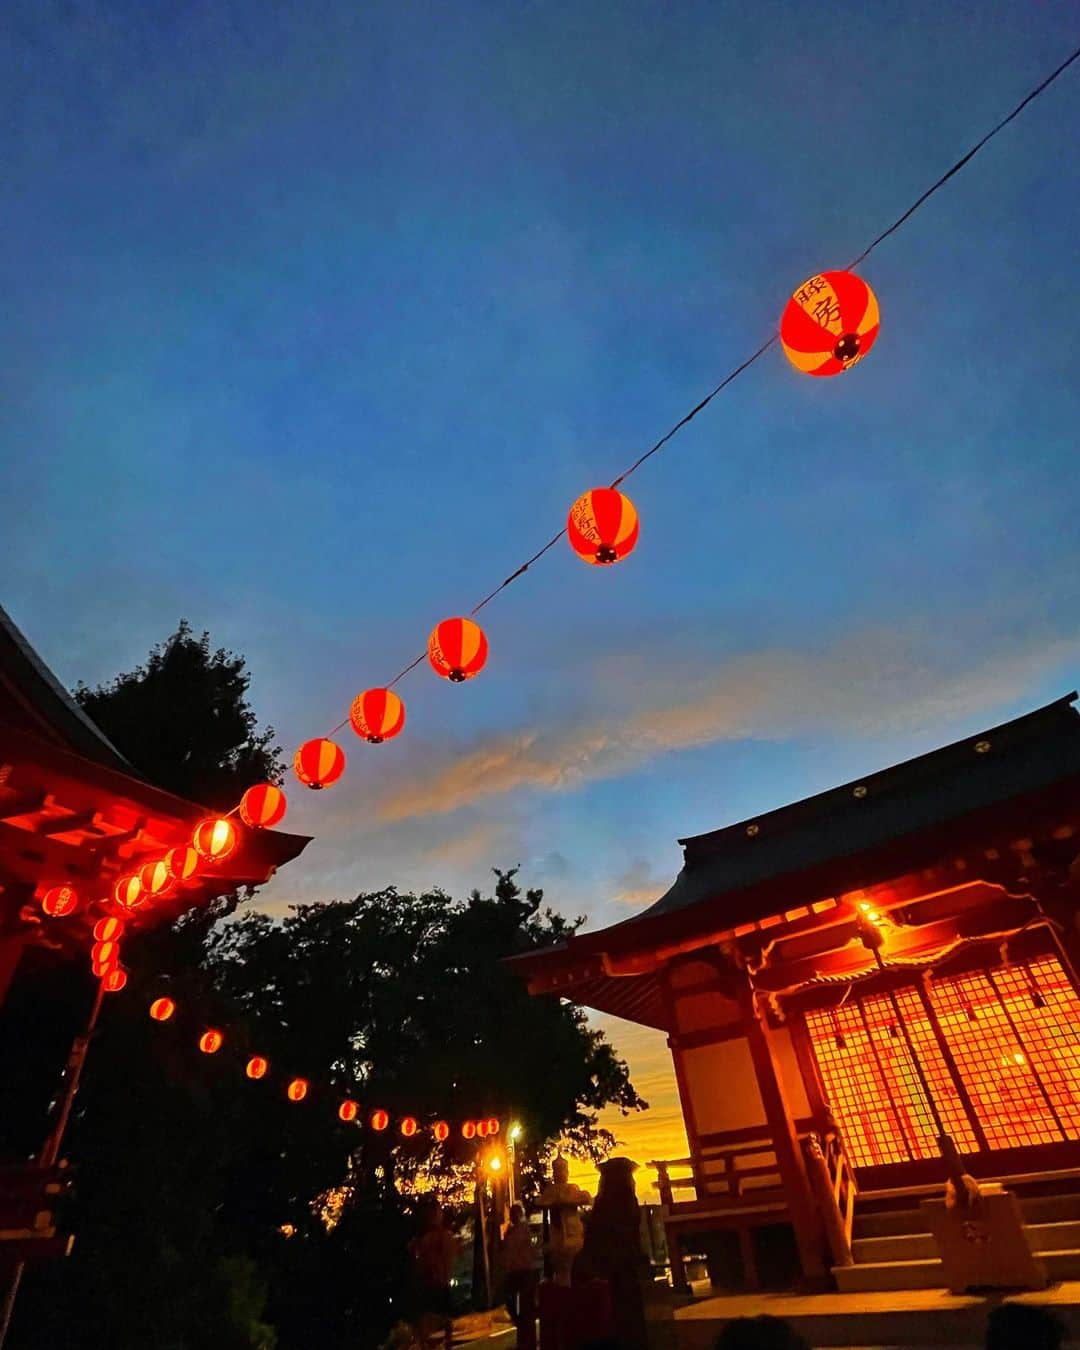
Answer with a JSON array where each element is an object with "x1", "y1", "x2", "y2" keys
[
  {"x1": 293, "y1": 738, "x2": 346, "y2": 790},
  {"x1": 486, "y1": 1117, "x2": 500, "y2": 1137},
  {"x1": 113, "y1": 874, "x2": 145, "y2": 911},
  {"x1": 246, "y1": 1056, "x2": 269, "y2": 1080},
  {"x1": 287, "y1": 1078, "x2": 309, "y2": 1103},
  {"x1": 239, "y1": 783, "x2": 287, "y2": 829},
  {"x1": 462, "y1": 1120, "x2": 476, "y2": 1140},
  {"x1": 476, "y1": 1119, "x2": 490, "y2": 1138},
  {"x1": 433, "y1": 1121, "x2": 450, "y2": 1143},
  {"x1": 370, "y1": 1109, "x2": 390, "y2": 1132},
  {"x1": 349, "y1": 689, "x2": 406, "y2": 744},
  {"x1": 199, "y1": 1029, "x2": 224, "y2": 1054},
  {"x1": 165, "y1": 845, "x2": 200, "y2": 884},
  {"x1": 400, "y1": 1116, "x2": 418, "y2": 1138},
  {"x1": 780, "y1": 270, "x2": 880, "y2": 376},
  {"x1": 140, "y1": 858, "x2": 173, "y2": 899},
  {"x1": 192, "y1": 816, "x2": 237, "y2": 862},
  {"x1": 338, "y1": 1100, "x2": 359, "y2": 1123},
  {"x1": 102, "y1": 966, "x2": 128, "y2": 993},
  {"x1": 91, "y1": 940, "x2": 119, "y2": 969},
  {"x1": 567, "y1": 488, "x2": 639, "y2": 565},
  {"x1": 94, "y1": 916, "x2": 124, "y2": 943},
  {"x1": 40, "y1": 885, "x2": 79, "y2": 918},
  {"x1": 149, "y1": 997, "x2": 176, "y2": 1022},
  {"x1": 428, "y1": 618, "x2": 488, "y2": 683}
]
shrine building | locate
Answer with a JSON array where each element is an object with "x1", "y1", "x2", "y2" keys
[{"x1": 510, "y1": 696, "x2": 1080, "y2": 1294}]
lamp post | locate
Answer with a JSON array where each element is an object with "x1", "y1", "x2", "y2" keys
[{"x1": 508, "y1": 1121, "x2": 523, "y2": 1207}]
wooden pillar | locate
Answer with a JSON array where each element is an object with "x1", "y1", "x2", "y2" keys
[
  {"x1": 736, "y1": 977, "x2": 827, "y2": 1283},
  {"x1": 788, "y1": 1012, "x2": 830, "y2": 1127}
]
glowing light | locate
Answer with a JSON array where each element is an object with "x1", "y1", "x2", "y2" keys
[
  {"x1": 101, "y1": 967, "x2": 128, "y2": 993},
  {"x1": 427, "y1": 618, "x2": 488, "y2": 683},
  {"x1": 287, "y1": 1078, "x2": 309, "y2": 1102},
  {"x1": 433, "y1": 1121, "x2": 450, "y2": 1142},
  {"x1": 400, "y1": 1116, "x2": 418, "y2": 1138},
  {"x1": 140, "y1": 858, "x2": 173, "y2": 898},
  {"x1": 487, "y1": 1153, "x2": 502, "y2": 1172},
  {"x1": 149, "y1": 997, "x2": 176, "y2": 1022},
  {"x1": 476, "y1": 1119, "x2": 490, "y2": 1138},
  {"x1": 780, "y1": 270, "x2": 880, "y2": 376},
  {"x1": 338, "y1": 1100, "x2": 359, "y2": 1123},
  {"x1": 246, "y1": 1056, "x2": 269, "y2": 1080},
  {"x1": 462, "y1": 1121, "x2": 476, "y2": 1140},
  {"x1": 113, "y1": 874, "x2": 145, "y2": 910},
  {"x1": 293, "y1": 738, "x2": 346, "y2": 790},
  {"x1": 91, "y1": 940, "x2": 119, "y2": 968},
  {"x1": 370, "y1": 1109, "x2": 390, "y2": 1132},
  {"x1": 567, "y1": 488, "x2": 639, "y2": 565},
  {"x1": 486, "y1": 1117, "x2": 500, "y2": 1137},
  {"x1": 192, "y1": 816, "x2": 237, "y2": 862},
  {"x1": 350, "y1": 689, "x2": 406, "y2": 744},
  {"x1": 164, "y1": 846, "x2": 199, "y2": 884},
  {"x1": 41, "y1": 885, "x2": 78, "y2": 918},
  {"x1": 199, "y1": 1030, "x2": 224, "y2": 1054},
  {"x1": 509, "y1": 1123, "x2": 522, "y2": 1142},
  {"x1": 239, "y1": 783, "x2": 287, "y2": 829},
  {"x1": 93, "y1": 916, "x2": 124, "y2": 943},
  {"x1": 1013, "y1": 1052, "x2": 1026, "y2": 1065}
]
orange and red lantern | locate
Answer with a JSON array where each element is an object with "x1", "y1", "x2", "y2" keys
[
  {"x1": 94, "y1": 916, "x2": 124, "y2": 943},
  {"x1": 199, "y1": 1029, "x2": 224, "y2": 1054},
  {"x1": 113, "y1": 874, "x2": 145, "y2": 911},
  {"x1": 486, "y1": 1117, "x2": 500, "y2": 1137},
  {"x1": 192, "y1": 816, "x2": 237, "y2": 862},
  {"x1": 293, "y1": 738, "x2": 346, "y2": 790},
  {"x1": 149, "y1": 997, "x2": 176, "y2": 1022},
  {"x1": 165, "y1": 845, "x2": 199, "y2": 885},
  {"x1": 246, "y1": 1056, "x2": 269, "y2": 1080},
  {"x1": 370, "y1": 1109, "x2": 390, "y2": 1132},
  {"x1": 40, "y1": 885, "x2": 79, "y2": 918},
  {"x1": 567, "y1": 488, "x2": 639, "y2": 565},
  {"x1": 433, "y1": 1121, "x2": 450, "y2": 1143},
  {"x1": 287, "y1": 1078, "x2": 309, "y2": 1103},
  {"x1": 140, "y1": 858, "x2": 173, "y2": 899},
  {"x1": 779, "y1": 270, "x2": 880, "y2": 376},
  {"x1": 349, "y1": 689, "x2": 406, "y2": 744},
  {"x1": 101, "y1": 966, "x2": 128, "y2": 993},
  {"x1": 400, "y1": 1116, "x2": 418, "y2": 1138},
  {"x1": 476, "y1": 1118, "x2": 490, "y2": 1138},
  {"x1": 239, "y1": 783, "x2": 287, "y2": 829},
  {"x1": 428, "y1": 618, "x2": 488, "y2": 683},
  {"x1": 91, "y1": 940, "x2": 119, "y2": 969},
  {"x1": 338, "y1": 1100, "x2": 359, "y2": 1123},
  {"x1": 462, "y1": 1120, "x2": 476, "y2": 1140}
]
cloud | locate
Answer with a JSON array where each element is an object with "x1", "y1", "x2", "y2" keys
[
  {"x1": 374, "y1": 627, "x2": 1078, "y2": 823},
  {"x1": 612, "y1": 859, "x2": 669, "y2": 907}
]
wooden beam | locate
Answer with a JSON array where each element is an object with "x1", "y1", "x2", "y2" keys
[
  {"x1": 0, "y1": 792, "x2": 47, "y2": 823},
  {"x1": 35, "y1": 811, "x2": 98, "y2": 837}
]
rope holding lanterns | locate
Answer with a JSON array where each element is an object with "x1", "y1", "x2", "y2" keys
[
  {"x1": 427, "y1": 618, "x2": 488, "y2": 683},
  {"x1": 779, "y1": 270, "x2": 880, "y2": 376},
  {"x1": 293, "y1": 738, "x2": 346, "y2": 790},
  {"x1": 567, "y1": 487, "x2": 639, "y2": 565},
  {"x1": 349, "y1": 689, "x2": 406, "y2": 744},
  {"x1": 239, "y1": 783, "x2": 287, "y2": 829}
]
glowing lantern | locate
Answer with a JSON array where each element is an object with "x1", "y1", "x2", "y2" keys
[
  {"x1": 349, "y1": 689, "x2": 406, "y2": 744},
  {"x1": 93, "y1": 916, "x2": 124, "y2": 943},
  {"x1": 199, "y1": 1029, "x2": 224, "y2": 1054},
  {"x1": 102, "y1": 967, "x2": 128, "y2": 993},
  {"x1": 149, "y1": 997, "x2": 175, "y2": 1022},
  {"x1": 338, "y1": 1100, "x2": 359, "y2": 1123},
  {"x1": 486, "y1": 1117, "x2": 500, "y2": 1137},
  {"x1": 92, "y1": 956, "x2": 118, "y2": 978},
  {"x1": 293, "y1": 738, "x2": 346, "y2": 790},
  {"x1": 779, "y1": 270, "x2": 880, "y2": 376},
  {"x1": 113, "y1": 874, "x2": 145, "y2": 911},
  {"x1": 427, "y1": 618, "x2": 488, "y2": 683},
  {"x1": 192, "y1": 816, "x2": 237, "y2": 863},
  {"x1": 246, "y1": 1056, "x2": 269, "y2": 1080},
  {"x1": 91, "y1": 940, "x2": 119, "y2": 969},
  {"x1": 287, "y1": 1078, "x2": 309, "y2": 1102},
  {"x1": 165, "y1": 846, "x2": 199, "y2": 885},
  {"x1": 240, "y1": 783, "x2": 287, "y2": 829},
  {"x1": 462, "y1": 1121, "x2": 476, "y2": 1140},
  {"x1": 567, "y1": 488, "x2": 639, "y2": 565},
  {"x1": 433, "y1": 1121, "x2": 450, "y2": 1143},
  {"x1": 370, "y1": 1109, "x2": 390, "y2": 1132},
  {"x1": 140, "y1": 858, "x2": 173, "y2": 899},
  {"x1": 400, "y1": 1116, "x2": 418, "y2": 1138},
  {"x1": 40, "y1": 885, "x2": 78, "y2": 918}
]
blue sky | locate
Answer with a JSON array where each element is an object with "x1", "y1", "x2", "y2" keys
[{"x1": 3, "y1": 0, "x2": 1078, "y2": 943}]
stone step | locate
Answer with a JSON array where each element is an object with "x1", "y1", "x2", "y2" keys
[
  {"x1": 852, "y1": 1232, "x2": 938, "y2": 1263},
  {"x1": 852, "y1": 1208, "x2": 927, "y2": 1240},
  {"x1": 1043, "y1": 1248, "x2": 1080, "y2": 1281},
  {"x1": 833, "y1": 1258, "x2": 945, "y2": 1294},
  {"x1": 1020, "y1": 1193, "x2": 1080, "y2": 1225},
  {"x1": 1030, "y1": 1220, "x2": 1080, "y2": 1252}
]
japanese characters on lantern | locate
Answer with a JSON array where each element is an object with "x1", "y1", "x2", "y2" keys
[
  {"x1": 41, "y1": 885, "x2": 79, "y2": 918},
  {"x1": 427, "y1": 618, "x2": 488, "y2": 683},
  {"x1": 567, "y1": 487, "x2": 639, "y2": 565},
  {"x1": 779, "y1": 270, "x2": 880, "y2": 376},
  {"x1": 349, "y1": 688, "x2": 406, "y2": 743}
]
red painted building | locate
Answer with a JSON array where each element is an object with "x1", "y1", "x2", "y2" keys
[{"x1": 510, "y1": 697, "x2": 1080, "y2": 1291}]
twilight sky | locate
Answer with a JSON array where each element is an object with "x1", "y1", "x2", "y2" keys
[{"x1": 3, "y1": 1, "x2": 1078, "y2": 1188}]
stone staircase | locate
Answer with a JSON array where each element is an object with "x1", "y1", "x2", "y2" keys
[{"x1": 834, "y1": 1186, "x2": 1080, "y2": 1293}]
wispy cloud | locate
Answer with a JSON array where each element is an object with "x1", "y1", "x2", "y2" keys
[{"x1": 612, "y1": 859, "x2": 669, "y2": 907}]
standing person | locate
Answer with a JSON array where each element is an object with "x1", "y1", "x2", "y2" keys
[
  {"x1": 410, "y1": 1202, "x2": 458, "y2": 1350},
  {"x1": 500, "y1": 1204, "x2": 538, "y2": 1350}
]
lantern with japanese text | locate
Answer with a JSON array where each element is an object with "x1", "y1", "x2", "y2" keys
[
  {"x1": 338, "y1": 1100, "x2": 359, "y2": 1123},
  {"x1": 428, "y1": 618, "x2": 488, "y2": 683},
  {"x1": 41, "y1": 885, "x2": 78, "y2": 918},
  {"x1": 400, "y1": 1116, "x2": 418, "y2": 1138},
  {"x1": 140, "y1": 858, "x2": 173, "y2": 900},
  {"x1": 780, "y1": 270, "x2": 880, "y2": 376},
  {"x1": 102, "y1": 967, "x2": 128, "y2": 993},
  {"x1": 165, "y1": 845, "x2": 199, "y2": 885},
  {"x1": 287, "y1": 1078, "x2": 309, "y2": 1102},
  {"x1": 240, "y1": 783, "x2": 287, "y2": 829},
  {"x1": 199, "y1": 1029, "x2": 224, "y2": 1054},
  {"x1": 433, "y1": 1121, "x2": 450, "y2": 1143},
  {"x1": 192, "y1": 816, "x2": 237, "y2": 862},
  {"x1": 149, "y1": 997, "x2": 176, "y2": 1022},
  {"x1": 113, "y1": 874, "x2": 145, "y2": 911},
  {"x1": 293, "y1": 738, "x2": 346, "y2": 790},
  {"x1": 567, "y1": 488, "x2": 639, "y2": 565},
  {"x1": 246, "y1": 1056, "x2": 269, "y2": 1080},
  {"x1": 349, "y1": 689, "x2": 406, "y2": 744},
  {"x1": 94, "y1": 916, "x2": 124, "y2": 943},
  {"x1": 370, "y1": 1109, "x2": 390, "y2": 1132}
]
